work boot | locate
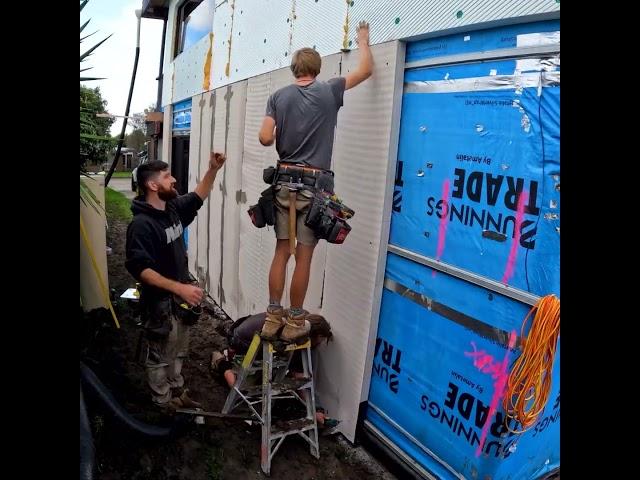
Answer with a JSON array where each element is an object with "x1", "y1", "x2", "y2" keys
[
  {"x1": 260, "y1": 305, "x2": 285, "y2": 340},
  {"x1": 280, "y1": 310, "x2": 311, "y2": 344}
]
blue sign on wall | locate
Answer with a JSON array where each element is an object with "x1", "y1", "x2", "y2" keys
[{"x1": 172, "y1": 98, "x2": 192, "y2": 133}]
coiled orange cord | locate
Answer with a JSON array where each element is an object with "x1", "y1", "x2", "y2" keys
[{"x1": 503, "y1": 294, "x2": 560, "y2": 433}]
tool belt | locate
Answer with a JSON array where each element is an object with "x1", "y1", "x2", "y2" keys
[
  {"x1": 304, "y1": 191, "x2": 353, "y2": 244},
  {"x1": 247, "y1": 162, "x2": 354, "y2": 245},
  {"x1": 140, "y1": 296, "x2": 173, "y2": 340},
  {"x1": 266, "y1": 162, "x2": 335, "y2": 193},
  {"x1": 247, "y1": 186, "x2": 276, "y2": 228},
  {"x1": 248, "y1": 163, "x2": 333, "y2": 229},
  {"x1": 141, "y1": 291, "x2": 202, "y2": 340},
  {"x1": 173, "y1": 295, "x2": 203, "y2": 326}
]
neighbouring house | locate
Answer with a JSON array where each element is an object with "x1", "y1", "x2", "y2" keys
[{"x1": 101, "y1": 147, "x2": 140, "y2": 172}]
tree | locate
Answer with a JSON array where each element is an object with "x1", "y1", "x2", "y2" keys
[
  {"x1": 80, "y1": 85, "x2": 115, "y2": 166},
  {"x1": 80, "y1": 0, "x2": 112, "y2": 211},
  {"x1": 124, "y1": 103, "x2": 157, "y2": 155},
  {"x1": 125, "y1": 128, "x2": 146, "y2": 153},
  {"x1": 127, "y1": 113, "x2": 147, "y2": 132},
  {"x1": 128, "y1": 103, "x2": 158, "y2": 132},
  {"x1": 80, "y1": 0, "x2": 111, "y2": 82}
]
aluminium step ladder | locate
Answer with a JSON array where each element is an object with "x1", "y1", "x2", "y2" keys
[{"x1": 221, "y1": 333, "x2": 320, "y2": 475}]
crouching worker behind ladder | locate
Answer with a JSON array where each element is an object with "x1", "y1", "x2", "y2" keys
[
  {"x1": 210, "y1": 311, "x2": 339, "y2": 432},
  {"x1": 252, "y1": 21, "x2": 373, "y2": 343},
  {"x1": 125, "y1": 153, "x2": 226, "y2": 409}
]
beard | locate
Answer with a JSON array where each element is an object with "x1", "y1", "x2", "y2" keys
[{"x1": 158, "y1": 185, "x2": 178, "y2": 201}]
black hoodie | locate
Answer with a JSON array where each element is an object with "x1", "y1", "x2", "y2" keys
[{"x1": 125, "y1": 192, "x2": 203, "y2": 305}]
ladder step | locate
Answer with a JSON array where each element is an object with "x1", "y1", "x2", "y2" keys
[
  {"x1": 267, "y1": 338, "x2": 311, "y2": 353},
  {"x1": 247, "y1": 359, "x2": 289, "y2": 372},
  {"x1": 271, "y1": 418, "x2": 315, "y2": 439},
  {"x1": 243, "y1": 378, "x2": 312, "y2": 397}
]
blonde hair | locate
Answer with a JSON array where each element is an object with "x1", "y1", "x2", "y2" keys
[{"x1": 290, "y1": 48, "x2": 321, "y2": 78}]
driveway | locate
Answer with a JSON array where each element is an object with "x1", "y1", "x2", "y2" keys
[{"x1": 108, "y1": 177, "x2": 136, "y2": 200}]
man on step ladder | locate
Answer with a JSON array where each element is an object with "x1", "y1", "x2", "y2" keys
[{"x1": 258, "y1": 22, "x2": 373, "y2": 343}]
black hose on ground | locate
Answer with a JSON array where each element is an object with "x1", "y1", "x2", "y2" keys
[
  {"x1": 80, "y1": 382, "x2": 96, "y2": 480},
  {"x1": 80, "y1": 362, "x2": 175, "y2": 438}
]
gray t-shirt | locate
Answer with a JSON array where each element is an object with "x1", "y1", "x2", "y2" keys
[{"x1": 265, "y1": 77, "x2": 346, "y2": 171}]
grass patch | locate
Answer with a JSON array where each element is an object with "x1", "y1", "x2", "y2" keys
[
  {"x1": 105, "y1": 187, "x2": 132, "y2": 222},
  {"x1": 111, "y1": 171, "x2": 132, "y2": 178}
]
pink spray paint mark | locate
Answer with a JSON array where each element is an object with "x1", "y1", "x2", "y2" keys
[
  {"x1": 432, "y1": 179, "x2": 450, "y2": 278},
  {"x1": 465, "y1": 331, "x2": 517, "y2": 457},
  {"x1": 501, "y1": 191, "x2": 528, "y2": 284}
]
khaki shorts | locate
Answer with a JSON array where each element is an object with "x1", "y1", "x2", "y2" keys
[{"x1": 274, "y1": 186, "x2": 318, "y2": 247}]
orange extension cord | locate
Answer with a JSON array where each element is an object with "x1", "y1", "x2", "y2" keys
[{"x1": 503, "y1": 295, "x2": 560, "y2": 434}]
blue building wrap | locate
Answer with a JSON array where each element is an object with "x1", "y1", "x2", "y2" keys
[{"x1": 367, "y1": 21, "x2": 560, "y2": 480}]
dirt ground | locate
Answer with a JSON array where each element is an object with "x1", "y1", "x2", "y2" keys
[{"x1": 80, "y1": 217, "x2": 397, "y2": 480}]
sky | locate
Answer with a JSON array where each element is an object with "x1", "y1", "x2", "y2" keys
[
  {"x1": 182, "y1": 0, "x2": 213, "y2": 51},
  {"x1": 81, "y1": 0, "x2": 165, "y2": 135}
]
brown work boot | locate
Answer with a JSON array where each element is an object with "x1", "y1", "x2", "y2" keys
[
  {"x1": 260, "y1": 305, "x2": 285, "y2": 340},
  {"x1": 280, "y1": 310, "x2": 311, "y2": 343}
]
